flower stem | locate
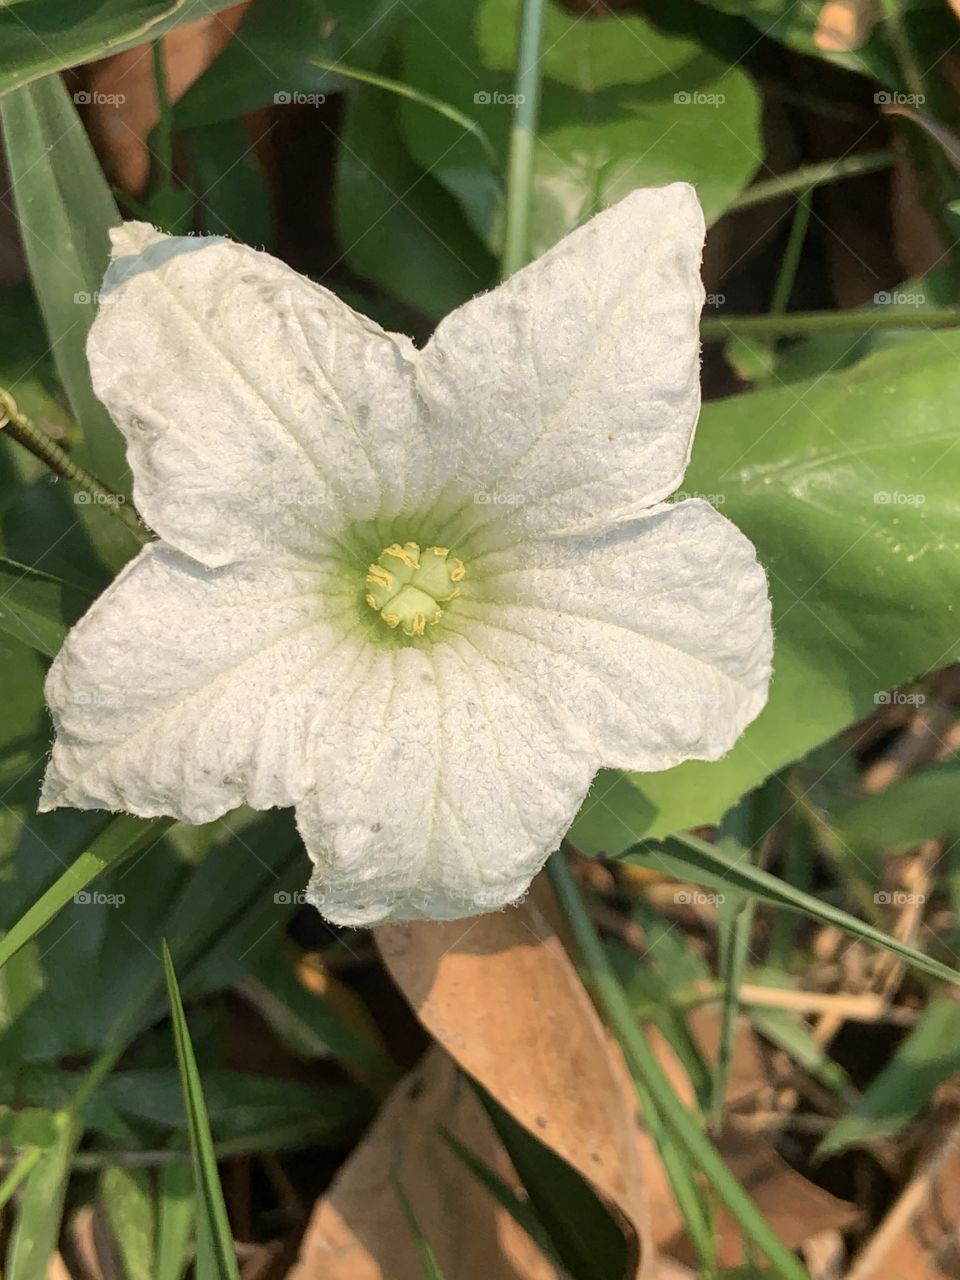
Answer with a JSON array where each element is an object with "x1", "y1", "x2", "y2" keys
[
  {"x1": 548, "y1": 850, "x2": 811, "y2": 1280},
  {"x1": 500, "y1": 0, "x2": 547, "y2": 279},
  {"x1": 0, "y1": 387, "x2": 145, "y2": 538},
  {"x1": 702, "y1": 305, "x2": 960, "y2": 339}
]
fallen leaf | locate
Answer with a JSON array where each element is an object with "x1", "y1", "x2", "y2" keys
[
  {"x1": 375, "y1": 887, "x2": 657, "y2": 1275},
  {"x1": 286, "y1": 1046, "x2": 553, "y2": 1280},
  {"x1": 845, "y1": 1111, "x2": 960, "y2": 1280}
]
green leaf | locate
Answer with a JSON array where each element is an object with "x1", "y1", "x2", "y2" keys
[
  {"x1": 0, "y1": 557, "x2": 93, "y2": 657},
  {"x1": 187, "y1": 119, "x2": 273, "y2": 247},
  {"x1": 624, "y1": 831, "x2": 960, "y2": 987},
  {"x1": 100, "y1": 1165, "x2": 156, "y2": 1280},
  {"x1": 173, "y1": 0, "x2": 402, "y2": 127},
  {"x1": 0, "y1": 0, "x2": 240, "y2": 98},
  {"x1": 4, "y1": 1113, "x2": 80, "y2": 1280},
  {"x1": 0, "y1": 74, "x2": 126, "y2": 491},
  {"x1": 398, "y1": 0, "x2": 761, "y2": 258},
  {"x1": 573, "y1": 331, "x2": 960, "y2": 849},
  {"x1": 828, "y1": 761, "x2": 960, "y2": 859},
  {"x1": 155, "y1": 1162, "x2": 194, "y2": 1280},
  {"x1": 0, "y1": 815, "x2": 173, "y2": 973},
  {"x1": 817, "y1": 997, "x2": 960, "y2": 1158},
  {"x1": 162, "y1": 941, "x2": 240, "y2": 1280},
  {"x1": 337, "y1": 84, "x2": 495, "y2": 319}
]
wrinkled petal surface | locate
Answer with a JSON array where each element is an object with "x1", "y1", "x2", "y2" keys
[
  {"x1": 41, "y1": 543, "x2": 363, "y2": 820},
  {"x1": 88, "y1": 223, "x2": 432, "y2": 566},
  {"x1": 297, "y1": 642, "x2": 597, "y2": 926},
  {"x1": 417, "y1": 184, "x2": 705, "y2": 542},
  {"x1": 453, "y1": 499, "x2": 772, "y2": 772}
]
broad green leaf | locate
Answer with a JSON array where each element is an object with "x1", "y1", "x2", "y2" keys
[
  {"x1": 624, "y1": 832, "x2": 960, "y2": 987},
  {"x1": 0, "y1": 0, "x2": 239, "y2": 97},
  {"x1": 101, "y1": 1165, "x2": 156, "y2": 1280},
  {"x1": 0, "y1": 815, "x2": 173, "y2": 973},
  {"x1": 817, "y1": 998, "x2": 960, "y2": 1157},
  {"x1": 162, "y1": 942, "x2": 240, "y2": 1280},
  {"x1": 187, "y1": 119, "x2": 273, "y2": 246},
  {"x1": 398, "y1": 0, "x2": 761, "y2": 258},
  {"x1": 573, "y1": 331, "x2": 960, "y2": 849},
  {"x1": 337, "y1": 84, "x2": 495, "y2": 319},
  {"x1": 173, "y1": 0, "x2": 402, "y2": 127},
  {"x1": 828, "y1": 761, "x2": 960, "y2": 859},
  {"x1": 0, "y1": 74, "x2": 126, "y2": 490},
  {"x1": 0, "y1": 557, "x2": 92, "y2": 657}
]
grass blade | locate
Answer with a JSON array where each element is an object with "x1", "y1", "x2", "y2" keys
[
  {"x1": 624, "y1": 831, "x2": 960, "y2": 987},
  {"x1": 0, "y1": 73, "x2": 125, "y2": 490},
  {"x1": 0, "y1": 815, "x2": 173, "y2": 972},
  {"x1": 161, "y1": 940, "x2": 240, "y2": 1280},
  {"x1": 0, "y1": 556, "x2": 93, "y2": 656},
  {"x1": 391, "y1": 1172, "x2": 447, "y2": 1280}
]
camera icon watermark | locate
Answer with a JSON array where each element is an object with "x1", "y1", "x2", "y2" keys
[
  {"x1": 73, "y1": 90, "x2": 126, "y2": 106},
  {"x1": 875, "y1": 90, "x2": 925, "y2": 106},
  {"x1": 274, "y1": 889, "x2": 309, "y2": 905},
  {"x1": 273, "y1": 90, "x2": 326, "y2": 106},
  {"x1": 674, "y1": 889, "x2": 725, "y2": 906},
  {"x1": 873, "y1": 490, "x2": 925, "y2": 506},
  {"x1": 874, "y1": 689, "x2": 926, "y2": 707},
  {"x1": 874, "y1": 290, "x2": 926, "y2": 307},
  {"x1": 674, "y1": 91, "x2": 726, "y2": 106},
  {"x1": 875, "y1": 890, "x2": 926, "y2": 906},
  {"x1": 73, "y1": 890, "x2": 126, "y2": 906},
  {"x1": 473, "y1": 90, "x2": 525, "y2": 106}
]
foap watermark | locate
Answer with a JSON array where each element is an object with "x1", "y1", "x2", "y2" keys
[
  {"x1": 73, "y1": 290, "x2": 116, "y2": 306},
  {"x1": 74, "y1": 890, "x2": 126, "y2": 907},
  {"x1": 874, "y1": 490, "x2": 925, "y2": 506},
  {"x1": 474, "y1": 90, "x2": 525, "y2": 106},
  {"x1": 874, "y1": 290, "x2": 926, "y2": 307},
  {"x1": 74, "y1": 491, "x2": 127, "y2": 507},
  {"x1": 73, "y1": 90, "x2": 126, "y2": 106},
  {"x1": 704, "y1": 293, "x2": 725, "y2": 309},
  {"x1": 673, "y1": 490, "x2": 726, "y2": 506},
  {"x1": 273, "y1": 90, "x2": 326, "y2": 106},
  {"x1": 274, "y1": 889, "x2": 309, "y2": 905},
  {"x1": 674, "y1": 889, "x2": 725, "y2": 906},
  {"x1": 875, "y1": 90, "x2": 925, "y2": 107},
  {"x1": 874, "y1": 689, "x2": 926, "y2": 707},
  {"x1": 674, "y1": 90, "x2": 726, "y2": 107},
  {"x1": 70, "y1": 690, "x2": 125, "y2": 708},
  {"x1": 875, "y1": 890, "x2": 926, "y2": 906},
  {"x1": 475, "y1": 490, "x2": 525, "y2": 506}
]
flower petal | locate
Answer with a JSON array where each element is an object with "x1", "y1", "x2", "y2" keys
[
  {"x1": 297, "y1": 642, "x2": 597, "y2": 926},
  {"x1": 451, "y1": 499, "x2": 772, "y2": 771},
  {"x1": 40, "y1": 542, "x2": 365, "y2": 820},
  {"x1": 417, "y1": 184, "x2": 705, "y2": 539},
  {"x1": 88, "y1": 224, "x2": 432, "y2": 567}
]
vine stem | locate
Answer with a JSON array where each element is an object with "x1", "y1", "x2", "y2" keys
[
  {"x1": 500, "y1": 0, "x2": 547, "y2": 279},
  {"x1": 0, "y1": 387, "x2": 145, "y2": 538},
  {"x1": 702, "y1": 304, "x2": 960, "y2": 339}
]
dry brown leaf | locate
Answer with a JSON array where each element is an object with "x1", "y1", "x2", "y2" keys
[
  {"x1": 375, "y1": 888, "x2": 657, "y2": 1276},
  {"x1": 82, "y1": 4, "x2": 248, "y2": 196},
  {"x1": 286, "y1": 1046, "x2": 553, "y2": 1280},
  {"x1": 845, "y1": 1113, "x2": 960, "y2": 1280}
]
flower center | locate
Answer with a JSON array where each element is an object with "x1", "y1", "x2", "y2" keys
[{"x1": 364, "y1": 542, "x2": 466, "y2": 637}]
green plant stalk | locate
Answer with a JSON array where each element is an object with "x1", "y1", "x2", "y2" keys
[
  {"x1": 548, "y1": 853, "x2": 811, "y2": 1280},
  {"x1": 702, "y1": 305, "x2": 960, "y2": 338},
  {"x1": 729, "y1": 149, "x2": 895, "y2": 212},
  {"x1": 501, "y1": 0, "x2": 547, "y2": 278},
  {"x1": 0, "y1": 386, "x2": 145, "y2": 538}
]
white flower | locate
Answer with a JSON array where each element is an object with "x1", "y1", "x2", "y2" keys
[{"x1": 40, "y1": 185, "x2": 772, "y2": 926}]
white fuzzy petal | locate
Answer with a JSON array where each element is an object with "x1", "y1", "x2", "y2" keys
[
  {"x1": 89, "y1": 225, "x2": 432, "y2": 566},
  {"x1": 41, "y1": 542, "x2": 364, "y2": 820},
  {"x1": 296, "y1": 642, "x2": 597, "y2": 926},
  {"x1": 417, "y1": 185, "x2": 705, "y2": 540},
  {"x1": 453, "y1": 499, "x2": 772, "y2": 770}
]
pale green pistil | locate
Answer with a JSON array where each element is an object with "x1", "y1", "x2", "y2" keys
[{"x1": 365, "y1": 542, "x2": 466, "y2": 637}]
